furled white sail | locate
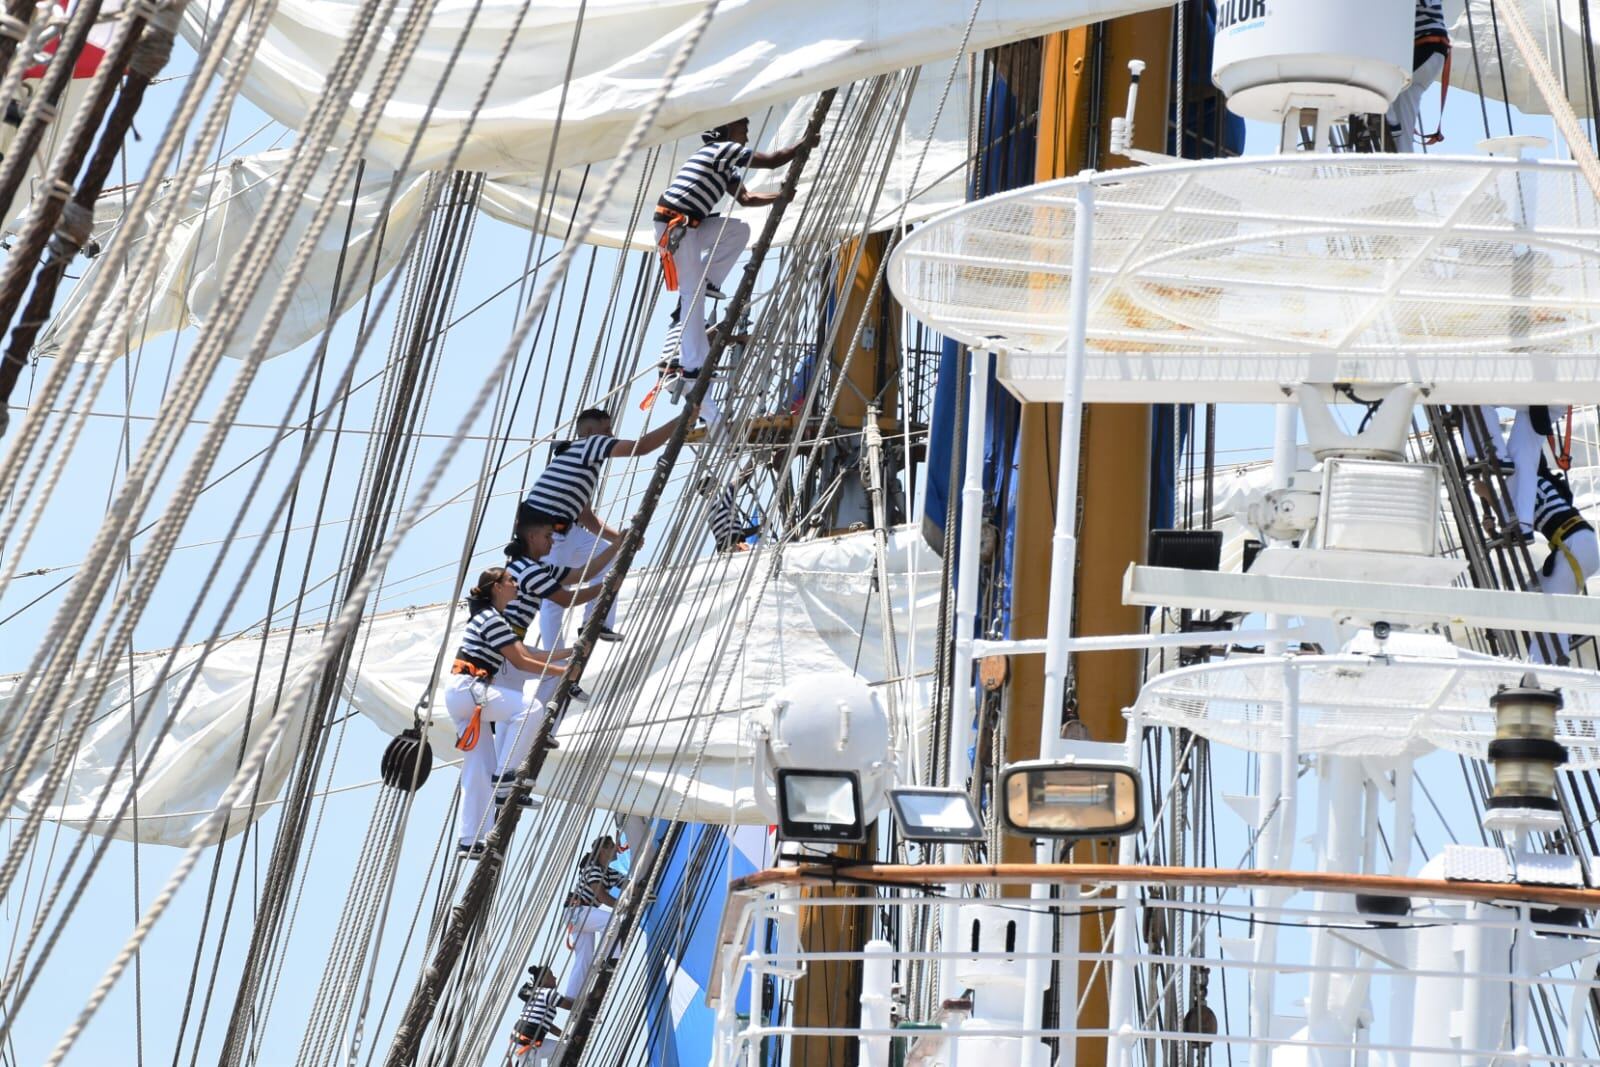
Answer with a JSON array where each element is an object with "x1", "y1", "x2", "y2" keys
[
  {"x1": 182, "y1": 0, "x2": 1172, "y2": 177},
  {"x1": 1449, "y1": 0, "x2": 1600, "y2": 118},
  {"x1": 40, "y1": 75, "x2": 971, "y2": 363},
  {"x1": 41, "y1": 0, "x2": 1165, "y2": 363},
  {"x1": 0, "y1": 528, "x2": 937, "y2": 846}
]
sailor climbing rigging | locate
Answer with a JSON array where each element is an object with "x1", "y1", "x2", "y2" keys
[
  {"x1": 1531, "y1": 455, "x2": 1597, "y2": 664},
  {"x1": 653, "y1": 116, "x2": 817, "y2": 388},
  {"x1": 519, "y1": 406, "x2": 685, "y2": 654},
  {"x1": 510, "y1": 964, "x2": 572, "y2": 1062},
  {"x1": 491, "y1": 521, "x2": 622, "y2": 804},
  {"x1": 1469, "y1": 405, "x2": 1556, "y2": 541},
  {"x1": 563, "y1": 834, "x2": 626, "y2": 999},
  {"x1": 447, "y1": 568, "x2": 569, "y2": 859},
  {"x1": 702, "y1": 468, "x2": 758, "y2": 552},
  {"x1": 1386, "y1": 0, "x2": 1450, "y2": 151}
]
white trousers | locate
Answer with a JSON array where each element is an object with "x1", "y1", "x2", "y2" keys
[
  {"x1": 564, "y1": 904, "x2": 613, "y2": 998},
  {"x1": 653, "y1": 215, "x2": 748, "y2": 372},
  {"x1": 1470, "y1": 405, "x2": 1542, "y2": 535},
  {"x1": 1534, "y1": 525, "x2": 1599, "y2": 663},
  {"x1": 538, "y1": 528, "x2": 617, "y2": 651},
  {"x1": 1386, "y1": 52, "x2": 1445, "y2": 153},
  {"x1": 444, "y1": 674, "x2": 520, "y2": 846}
]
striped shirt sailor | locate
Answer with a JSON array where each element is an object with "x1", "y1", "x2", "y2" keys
[
  {"x1": 522, "y1": 434, "x2": 619, "y2": 525},
  {"x1": 1415, "y1": 0, "x2": 1447, "y2": 38},
  {"x1": 504, "y1": 554, "x2": 570, "y2": 637},
  {"x1": 708, "y1": 483, "x2": 742, "y2": 550},
  {"x1": 1534, "y1": 460, "x2": 1589, "y2": 543},
  {"x1": 658, "y1": 141, "x2": 753, "y2": 221},
  {"x1": 457, "y1": 607, "x2": 518, "y2": 674},
  {"x1": 571, "y1": 858, "x2": 625, "y2": 907},
  {"x1": 516, "y1": 987, "x2": 562, "y2": 1033}
]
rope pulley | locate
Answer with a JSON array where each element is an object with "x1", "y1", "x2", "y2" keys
[{"x1": 380, "y1": 726, "x2": 433, "y2": 792}]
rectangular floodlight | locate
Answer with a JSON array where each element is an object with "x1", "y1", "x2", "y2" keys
[{"x1": 887, "y1": 787, "x2": 985, "y2": 845}]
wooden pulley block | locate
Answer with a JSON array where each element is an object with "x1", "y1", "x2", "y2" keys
[{"x1": 978, "y1": 655, "x2": 1009, "y2": 692}]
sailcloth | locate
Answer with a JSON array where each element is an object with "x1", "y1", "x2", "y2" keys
[
  {"x1": 0, "y1": 527, "x2": 938, "y2": 847},
  {"x1": 40, "y1": 75, "x2": 971, "y2": 363},
  {"x1": 1448, "y1": 0, "x2": 1600, "y2": 117},
  {"x1": 178, "y1": 0, "x2": 1173, "y2": 177},
  {"x1": 37, "y1": 0, "x2": 1169, "y2": 363}
]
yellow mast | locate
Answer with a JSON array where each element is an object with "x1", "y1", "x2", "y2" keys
[{"x1": 1004, "y1": 14, "x2": 1172, "y2": 1065}]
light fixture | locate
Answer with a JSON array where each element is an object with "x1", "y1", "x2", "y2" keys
[
  {"x1": 1488, "y1": 672, "x2": 1567, "y2": 811},
  {"x1": 1001, "y1": 759, "x2": 1141, "y2": 839},
  {"x1": 1148, "y1": 528, "x2": 1223, "y2": 571},
  {"x1": 887, "y1": 787, "x2": 985, "y2": 845},
  {"x1": 776, "y1": 769, "x2": 866, "y2": 844}
]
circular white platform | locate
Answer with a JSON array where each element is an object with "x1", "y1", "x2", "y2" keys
[
  {"x1": 889, "y1": 155, "x2": 1600, "y2": 378},
  {"x1": 1135, "y1": 652, "x2": 1600, "y2": 768}
]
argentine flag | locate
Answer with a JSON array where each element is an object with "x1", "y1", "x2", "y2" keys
[{"x1": 641, "y1": 822, "x2": 770, "y2": 1066}]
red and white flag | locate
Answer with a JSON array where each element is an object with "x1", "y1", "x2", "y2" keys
[{"x1": 23, "y1": 0, "x2": 119, "y2": 80}]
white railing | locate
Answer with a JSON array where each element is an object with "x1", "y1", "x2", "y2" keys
[{"x1": 710, "y1": 873, "x2": 1600, "y2": 1067}]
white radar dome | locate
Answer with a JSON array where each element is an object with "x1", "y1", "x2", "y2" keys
[
  {"x1": 760, "y1": 671, "x2": 893, "y2": 805},
  {"x1": 1212, "y1": 0, "x2": 1412, "y2": 123}
]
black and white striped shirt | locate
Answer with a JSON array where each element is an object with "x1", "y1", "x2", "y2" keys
[
  {"x1": 708, "y1": 483, "x2": 742, "y2": 550},
  {"x1": 504, "y1": 555, "x2": 569, "y2": 637},
  {"x1": 517, "y1": 987, "x2": 562, "y2": 1031},
  {"x1": 1415, "y1": 0, "x2": 1447, "y2": 37},
  {"x1": 658, "y1": 142, "x2": 753, "y2": 221},
  {"x1": 522, "y1": 435, "x2": 619, "y2": 524},
  {"x1": 661, "y1": 315, "x2": 684, "y2": 367},
  {"x1": 572, "y1": 859, "x2": 625, "y2": 907},
  {"x1": 458, "y1": 608, "x2": 518, "y2": 673},
  {"x1": 1534, "y1": 461, "x2": 1588, "y2": 542}
]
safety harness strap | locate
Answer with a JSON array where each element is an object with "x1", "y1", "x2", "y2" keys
[
  {"x1": 1547, "y1": 514, "x2": 1590, "y2": 593},
  {"x1": 1416, "y1": 35, "x2": 1452, "y2": 146}
]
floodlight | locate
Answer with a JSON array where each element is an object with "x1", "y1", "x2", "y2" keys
[
  {"x1": 776, "y1": 769, "x2": 865, "y2": 844},
  {"x1": 1001, "y1": 759, "x2": 1141, "y2": 839},
  {"x1": 887, "y1": 787, "x2": 985, "y2": 845}
]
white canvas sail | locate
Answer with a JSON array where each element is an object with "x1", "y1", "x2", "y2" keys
[
  {"x1": 1449, "y1": 0, "x2": 1600, "y2": 118},
  {"x1": 0, "y1": 527, "x2": 937, "y2": 846},
  {"x1": 39, "y1": 75, "x2": 972, "y2": 363},
  {"x1": 180, "y1": 0, "x2": 1173, "y2": 177}
]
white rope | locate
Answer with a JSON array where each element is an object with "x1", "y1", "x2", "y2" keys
[{"x1": 44, "y1": 2, "x2": 730, "y2": 1061}]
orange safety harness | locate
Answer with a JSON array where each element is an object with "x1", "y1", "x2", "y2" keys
[
  {"x1": 1416, "y1": 34, "x2": 1452, "y2": 146},
  {"x1": 451, "y1": 658, "x2": 492, "y2": 751},
  {"x1": 653, "y1": 207, "x2": 697, "y2": 292}
]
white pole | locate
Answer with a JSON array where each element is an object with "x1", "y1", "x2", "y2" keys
[
  {"x1": 1252, "y1": 403, "x2": 1299, "y2": 1042},
  {"x1": 1021, "y1": 178, "x2": 1097, "y2": 1067},
  {"x1": 1107, "y1": 704, "x2": 1143, "y2": 1057},
  {"x1": 938, "y1": 346, "x2": 992, "y2": 1004},
  {"x1": 860, "y1": 939, "x2": 895, "y2": 1067}
]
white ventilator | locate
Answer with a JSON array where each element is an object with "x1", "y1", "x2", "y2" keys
[{"x1": 748, "y1": 670, "x2": 895, "y2": 824}]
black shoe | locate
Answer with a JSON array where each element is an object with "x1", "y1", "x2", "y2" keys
[
  {"x1": 596, "y1": 625, "x2": 623, "y2": 642},
  {"x1": 495, "y1": 790, "x2": 542, "y2": 810},
  {"x1": 705, "y1": 282, "x2": 728, "y2": 300},
  {"x1": 568, "y1": 684, "x2": 590, "y2": 703},
  {"x1": 456, "y1": 841, "x2": 489, "y2": 860}
]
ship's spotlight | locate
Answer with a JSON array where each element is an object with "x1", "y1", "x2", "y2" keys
[
  {"x1": 887, "y1": 787, "x2": 985, "y2": 845},
  {"x1": 1001, "y1": 759, "x2": 1141, "y2": 839},
  {"x1": 776, "y1": 768, "x2": 866, "y2": 845}
]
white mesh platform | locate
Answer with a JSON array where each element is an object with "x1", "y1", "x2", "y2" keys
[
  {"x1": 889, "y1": 155, "x2": 1600, "y2": 404},
  {"x1": 1135, "y1": 653, "x2": 1600, "y2": 766}
]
